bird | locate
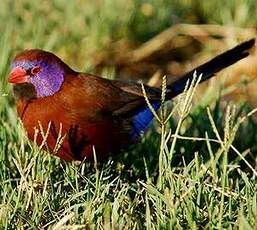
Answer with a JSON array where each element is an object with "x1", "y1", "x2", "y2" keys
[{"x1": 8, "y1": 39, "x2": 255, "y2": 161}]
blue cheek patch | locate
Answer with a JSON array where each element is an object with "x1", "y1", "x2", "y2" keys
[{"x1": 131, "y1": 102, "x2": 160, "y2": 140}]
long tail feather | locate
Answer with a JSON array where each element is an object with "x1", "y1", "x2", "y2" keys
[{"x1": 168, "y1": 39, "x2": 255, "y2": 97}]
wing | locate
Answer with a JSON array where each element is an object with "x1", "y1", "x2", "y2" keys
[
  {"x1": 110, "y1": 79, "x2": 163, "y2": 138},
  {"x1": 60, "y1": 74, "x2": 161, "y2": 118},
  {"x1": 59, "y1": 74, "x2": 161, "y2": 139}
]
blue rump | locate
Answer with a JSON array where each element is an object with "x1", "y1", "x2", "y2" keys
[{"x1": 131, "y1": 102, "x2": 160, "y2": 140}]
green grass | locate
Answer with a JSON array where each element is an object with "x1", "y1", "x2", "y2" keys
[{"x1": 1, "y1": 0, "x2": 257, "y2": 229}]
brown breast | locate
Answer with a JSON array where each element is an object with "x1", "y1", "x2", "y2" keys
[{"x1": 16, "y1": 89, "x2": 131, "y2": 161}]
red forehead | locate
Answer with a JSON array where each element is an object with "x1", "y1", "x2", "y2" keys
[
  {"x1": 12, "y1": 49, "x2": 75, "y2": 74},
  {"x1": 13, "y1": 49, "x2": 56, "y2": 62}
]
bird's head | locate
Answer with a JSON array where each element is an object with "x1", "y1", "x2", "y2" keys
[{"x1": 8, "y1": 49, "x2": 74, "y2": 99}]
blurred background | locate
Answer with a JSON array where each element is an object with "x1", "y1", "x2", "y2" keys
[{"x1": 0, "y1": 0, "x2": 257, "y2": 106}]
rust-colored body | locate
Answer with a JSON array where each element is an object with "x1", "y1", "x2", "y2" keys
[
  {"x1": 15, "y1": 74, "x2": 150, "y2": 160},
  {"x1": 10, "y1": 39, "x2": 255, "y2": 161}
]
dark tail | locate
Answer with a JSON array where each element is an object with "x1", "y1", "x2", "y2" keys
[{"x1": 168, "y1": 39, "x2": 255, "y2": 97}]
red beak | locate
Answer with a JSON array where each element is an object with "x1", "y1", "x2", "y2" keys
[{"x1": 8, "y1": 67, "x2": 28, "y2": 84}]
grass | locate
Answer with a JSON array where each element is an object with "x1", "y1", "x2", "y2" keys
[{"x1": 1, "y1": 0, "x2": 257, "y2": 229}]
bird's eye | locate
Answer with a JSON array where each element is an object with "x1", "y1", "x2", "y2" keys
[{"x1": 31, "y1": 66, "x2": 41, "y2": 75}]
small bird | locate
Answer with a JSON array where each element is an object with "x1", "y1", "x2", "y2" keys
[{"x1": 8, "y1": 39, "x2": 255, "y2": 161}]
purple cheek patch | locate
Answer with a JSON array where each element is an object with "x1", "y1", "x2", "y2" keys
[
  {"x1": 12, "y1": 60, "x2": 64, "y2": 98},
  {"x1": 30, "y1": 63, "x2": 64, "y2": 97}
]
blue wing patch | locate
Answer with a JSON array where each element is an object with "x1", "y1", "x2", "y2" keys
[{"x1": 131, "y1": 102, "x2": 160, "y2": 140}]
